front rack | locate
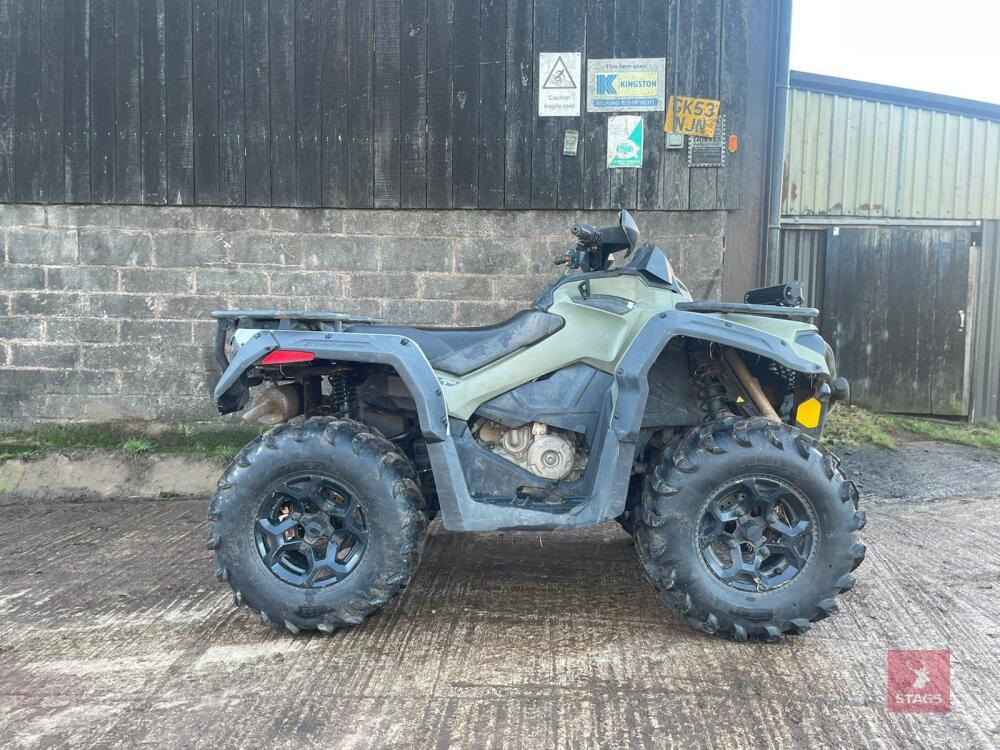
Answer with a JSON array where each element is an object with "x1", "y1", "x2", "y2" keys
[{"x1": 674, "y1": 301, "x2": 818, "y2": 321}]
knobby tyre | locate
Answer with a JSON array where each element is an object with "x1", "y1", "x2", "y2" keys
[
  {"x1": 207, "y1": 417, "x2": 428, "y2": 634},
  {"x1": 634, "y1": 417, "x2": 866, "y2": 642}
]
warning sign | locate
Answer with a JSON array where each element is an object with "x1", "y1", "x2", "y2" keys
[
  {"x1": 538, "y1": 53, "x2": 581, "y2": 117},
  {"x1": 587, "y1": 58, "x2": 666, "y2": 112},
  {"x1": 607, "y1": 116, "x2": 643, "y2": 168},
  {"x1": 664, "y1": 95, "x2": 722, "y2": 138}
]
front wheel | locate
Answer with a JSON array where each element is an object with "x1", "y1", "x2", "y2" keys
[{"x1": 634, "y1": 417, "x2": 866, "y2": 642}]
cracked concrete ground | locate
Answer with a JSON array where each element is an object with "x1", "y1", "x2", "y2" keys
[{"x1": 1, "y1": 441, "x2": 999, "y2": 749}]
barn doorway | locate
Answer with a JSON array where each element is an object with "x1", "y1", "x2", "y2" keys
[
  {"x1": 823, "y1": 226, "x2": 973, "y2": 415},
  {"x1": 779, "y1": 225, "x2": 976, "y2": 416}
]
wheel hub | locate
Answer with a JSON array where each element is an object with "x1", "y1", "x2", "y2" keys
[
  {"x1": 254, "y1": 473, "x2": 368, "y2": 589},
  {"x1": 300, "y1": 513, "x2": 333, "y2": 544},
  {"x1": 697, "y1": 475, "x2": 816, "y2": 593},
  {"x1": 739, "y1": 517, "x2": 767, "y2": 545}
]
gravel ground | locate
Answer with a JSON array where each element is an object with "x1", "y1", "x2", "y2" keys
[{"x1": 1, "y1": 441, "x2": 998, "y2": 749}]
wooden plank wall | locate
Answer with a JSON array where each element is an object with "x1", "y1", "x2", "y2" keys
[{"x1": 0, "y1": 0, "x2": 750, "y2": 210}]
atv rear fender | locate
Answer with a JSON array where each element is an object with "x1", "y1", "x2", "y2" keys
[{"x1": 213, "y1": 328, "x2": 450, "y2": 443}]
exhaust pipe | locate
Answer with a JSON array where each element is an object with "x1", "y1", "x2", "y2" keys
[{"x1": 242, "y1": 384, "x2": 302, "y2": 426}]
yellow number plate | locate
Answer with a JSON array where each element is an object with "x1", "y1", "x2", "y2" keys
[{"x1": 664, "y1": 96, "x2": 722, "y2": 138}]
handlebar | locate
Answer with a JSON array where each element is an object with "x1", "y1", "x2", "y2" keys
[
  {"x1": 570, "y1": 223, "x2": 600, "y2": 244},
  {"x1": 556, "y1": 220, "x2": 623, "y2": 270}
]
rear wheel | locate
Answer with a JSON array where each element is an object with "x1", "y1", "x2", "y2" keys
[
  {"x1": 207, "y1": 417, "x2": 427, "y2": 633},
  {"x1": 634, "y1": 417, "x2": 865, "y2": 641}
]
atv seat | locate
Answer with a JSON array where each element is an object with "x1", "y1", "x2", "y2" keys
[{"x1": 346, "y1": 310, "x2": 564, "y2": 376}]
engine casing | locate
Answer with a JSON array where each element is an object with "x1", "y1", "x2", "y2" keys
[{"x1": 472, "y1": 418, "x2": 587, "y2": 482}]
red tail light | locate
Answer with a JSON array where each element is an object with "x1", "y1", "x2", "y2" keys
[{"x1": 260, "y1": 350, "x2": 316, "y2": 365}]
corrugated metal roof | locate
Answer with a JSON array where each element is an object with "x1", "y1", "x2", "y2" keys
[{"x1": 782, "y1": 84, "x2": 1000, "y2": 219}]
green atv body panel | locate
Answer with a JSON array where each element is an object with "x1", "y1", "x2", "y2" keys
[
  {"x1": 211, "y1": 207, "x2": 832, "y2": 533},
  {"x1": 437, "y1": 273, "x2": 827, "y2": 422}
]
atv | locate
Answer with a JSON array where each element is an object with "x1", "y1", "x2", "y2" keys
[{"x1": 206, "y1": 209, "x2": 865, "y2": 642}]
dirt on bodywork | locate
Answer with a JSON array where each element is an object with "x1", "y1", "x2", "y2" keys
[{"x1": 0, "y1": 439, "x2": 998, "y2": 748}]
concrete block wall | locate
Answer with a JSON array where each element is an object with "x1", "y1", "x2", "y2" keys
[{"x1": 0, "y1": 205, "x2": 725, "y2": 423}]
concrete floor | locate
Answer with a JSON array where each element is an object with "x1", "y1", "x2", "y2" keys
[{"x1": 1, "y1": 443, "x2": 999, "y2": 749}]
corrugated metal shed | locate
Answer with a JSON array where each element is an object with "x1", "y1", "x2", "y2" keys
[
  {"x1": 782, "y1": 73, "x2": 1000, "y2": 219},
  {"x1": 972, "y1": 221, "x2": 1000, "y2": 421},
  {"x1": 776, "y1": 228, "x2": 825, "y2": 307}
]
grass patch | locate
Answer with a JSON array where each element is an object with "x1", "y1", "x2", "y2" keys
[
  {"x1": 885, "y1": 416, "x2": 1000, "y2": 451},
  {"x1": 35, "y1": 423, "x2": 124, "y2": 450},
  {"x1": 824, "y1": 406, "x2": 1000, "y2": 452},
  {"x1": 0, "y1": 446, "x2": 37, "y2": 461},
  {"x1": 823, "y1": 406, "x2": 897, "y2": 450},
  {"x1": 0, "y1": 422, "x2": 264, "y2": 461},
  {"x1": 121, "y1": 437, "x2": 155, "y2": 457},
  {"x1": 152, "y1": 424, "x2": 263, "y2": 454},
  {"x1": 209, "y1": 443, "x2": 242, "y2": 465}
]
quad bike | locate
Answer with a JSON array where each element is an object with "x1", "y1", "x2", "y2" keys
[{"x1": 206, "y1": 209, "x2": 864, "y2": 642}]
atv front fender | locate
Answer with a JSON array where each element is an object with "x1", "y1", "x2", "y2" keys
[
  {"x1": 213, "y1": 329, "x2": 450, "y2": 443},
  {"x1": 613, "y1": 309, "x2": 829, "y2": 442}
]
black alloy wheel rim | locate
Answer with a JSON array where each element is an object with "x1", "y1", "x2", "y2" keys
[
  {"x1": 697, "y1": 475, "x2": 816, "y2": 592},
  {"x1": 254, "y1": 473, "x2": 368, "y2": 588}
]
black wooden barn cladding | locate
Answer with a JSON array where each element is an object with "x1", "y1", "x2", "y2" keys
[{"x1": 0, "y1": 0, "x2": 747, "y2": 211}]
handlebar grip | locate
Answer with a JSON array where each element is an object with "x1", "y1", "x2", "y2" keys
[
  {"x1": 552, "y1": 254, "x2": 570, "y2": 266},
  {"x1": 571, "y1": 223, "x2": 599, "y2": 243}
]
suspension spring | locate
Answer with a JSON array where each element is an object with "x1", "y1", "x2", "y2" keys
[
  {"x1": 691, "y1": 351, "x2": 730, "y2": 421},
  {"x1": 327, "y1": 369, "x2": 358, "y2": 418}
]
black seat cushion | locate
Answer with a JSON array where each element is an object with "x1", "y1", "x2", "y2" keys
[{"x1": 346, "y1": 310, "x2": 564, "y2": 376}]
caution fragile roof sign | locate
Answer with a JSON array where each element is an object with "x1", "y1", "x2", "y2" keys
[
  {"x1": 664, "y1": 95, "x2": 722, "y2": 138},
  {"x1": 538, "y1": 53, "x2": 581, "y2": 117}
]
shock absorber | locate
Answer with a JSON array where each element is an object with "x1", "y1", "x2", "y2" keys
[
  {"x1": 327, "y1": 368, "x2": 358, "y2": 418},
  {"x1": 690, "y1": 349, "x2": 730, "y2": 421}
]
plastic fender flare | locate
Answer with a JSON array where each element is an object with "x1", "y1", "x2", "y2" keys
[
  {"x1": 214, "y1": 330, "x2": 450, "y2": 442},
  {"x1": 613, "y1": 309, "x2": 829, "y2": 442}
]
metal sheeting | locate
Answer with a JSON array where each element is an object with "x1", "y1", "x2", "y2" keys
[
  {"x1": 971, "y1": 221, "x2": 1000, "y2": 421},
  {"x1": 782, "y1": 88, "x2": 1000, "y2": 219},
  {"x1": 776, "y1": 228, "x2": 825, "y2": 307}
]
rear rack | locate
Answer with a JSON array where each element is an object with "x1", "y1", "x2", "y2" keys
[
  {"x1": 674, "y1": 301, "x2": 818, "y2": 321},
  {"x1": 211, "y1": 310, "x2": 386, "y2": 370},
  {"x1": 211, "y1": 309, "x2": 385, "y2": 332}
]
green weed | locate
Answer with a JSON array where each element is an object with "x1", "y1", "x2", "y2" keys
[
  {"x1": 885, "y1": 416, "x2": 1000, "y2": 451},
  {"x1": 121, "y1": 437, "x2": 156, "y2": 457},
  {"x1": 0, "y1": 422, "x2": 262, "y2": 461},
  {"x1": 823, "y1": 406, "x2": 896, "y2": 450}
]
